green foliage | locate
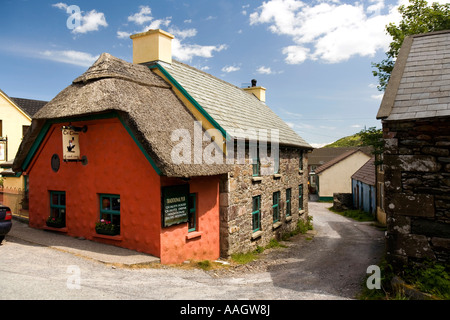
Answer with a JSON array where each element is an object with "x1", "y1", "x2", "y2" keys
[
  {"x1": 328, "y1": 207, "x2": 375, "y2": 222},
  {"x1": 324, "y1": 134, "x2": 363, "y2": 148},
  {"x1": 196, "y1": 260, "x2": 213, "y2": 270},
  {"x1": 403, "y1": 260, "x2": 450, "y2": 299},
  {"x1": 372, "y1": 0, "x2": 450, "y2": 91}
]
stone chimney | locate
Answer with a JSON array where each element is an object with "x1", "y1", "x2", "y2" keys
[
  {"x1": 243, "y1": 79, "x2": 266, "y2": 102},
  {"x1": 130, "y1": 29, "x2": 174, "y2": 65}
]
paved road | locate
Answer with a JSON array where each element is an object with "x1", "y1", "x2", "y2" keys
[{"x1": 0, "y1": 202, "x2": 385, "y2": 300}]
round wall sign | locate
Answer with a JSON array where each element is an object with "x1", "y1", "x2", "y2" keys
[{"x1": 51, "y1": 154, "x2": 60, "y2": 172}]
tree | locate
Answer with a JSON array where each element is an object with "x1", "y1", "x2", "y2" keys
[
  {"x1": 372, "y1": 0, "x2": 450, "y2": 91},
  {"x1": 358, "y1": 127, "x2": 384, "y2": 165}
]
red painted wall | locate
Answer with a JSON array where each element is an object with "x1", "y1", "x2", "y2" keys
[
  {"x1": 28, "y1": 118, "x2": 162, "y2": 257},
  {"x1": 160, "y1": 176, "x2": 220, "y2": 264},
  {"x1": 27, "y1": 117, "x2": 221, "y2": 264}
]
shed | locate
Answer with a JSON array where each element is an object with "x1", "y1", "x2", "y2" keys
[{"x1": 351, "y1": 157, "x2": 376, "y2": 215}]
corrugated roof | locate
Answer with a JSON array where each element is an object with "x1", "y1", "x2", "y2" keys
[
  {"x1": 159, "y1": 60, "x2": 312, "y2": 149},
  {"x1": 351, "y1": 157, "x2": 375, "y2": 186},
  {"x1": 377, "y1": 30, "x2": 450, "y2": 121}
]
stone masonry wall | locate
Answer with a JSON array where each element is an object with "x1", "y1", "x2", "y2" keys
[
  {"x1": 383, "y1": 118, "x2": 450, "y2": 267},
  {"x1": 219, "y1": 147, "x2": 309, "y2": 257}
]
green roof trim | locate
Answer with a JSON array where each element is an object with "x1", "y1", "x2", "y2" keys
[
  {"x1": 148, "y1": 63, "x2": 229, "y2": 140},
  {"x1": 21, "y1": 112, "x2": 161, "y2": 175}
]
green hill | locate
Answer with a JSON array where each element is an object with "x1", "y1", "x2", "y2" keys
[{"x1": 324, "y1": 133, "x2": 363, "y2": 148}]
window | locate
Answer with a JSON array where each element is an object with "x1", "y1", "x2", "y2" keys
[
  {"x1": 299, "y1": 184, "x2": 303, "y2": 211},
  {"x1": 286, "y1": 188, "x2": 291, "y2": 217},
  {"x1": 252, "y1": 195, "x2": 261, "y2": 232},
  {"x1": 273, "y1": 191, "x2": 280, "y2": 223},
  {"x1": 188, "y1": 193, "x2": 197, "y2": 232},
  {"x1": 252, "y1": 149, "x2": 260, "y2": 176},
  {"x1": 99, "y1": 194, "x2": 121, "y2": 228},
  {"x1": 49, "y1": 191, "x2": 66, "y2": 226}
]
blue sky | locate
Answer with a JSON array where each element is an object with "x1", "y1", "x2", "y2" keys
[{"x1": 0, "y1": 0, "x2": 439, "y2": 147}]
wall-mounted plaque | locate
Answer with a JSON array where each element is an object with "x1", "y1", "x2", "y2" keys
[
  {"x1": 161, "y1": 184, "x2": 189, "y2": 228},
  {"x1": 62, "y1": 127, "x2": 80, "y2": 161}
]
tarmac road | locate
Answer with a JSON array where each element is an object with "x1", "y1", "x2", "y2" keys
[{"x1": 0, "y1": 202, "x2": 385, "y2": 300}]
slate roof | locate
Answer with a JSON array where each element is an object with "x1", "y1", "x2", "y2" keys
[
  {"x1": 10, "y1": 97, "x2": 48, "y2": 117},
  {"x1": 314, "y1": 149, "x2": 360, "y2": 174},
  {"x1": 351, "y1": 157, "x2": 375, "y2": 186},
  {"x1": 159, "y1": 60, "x2": 312, "y2": 149},
  {"x1": 309, "y1": 146, "x2": 372, "y2": 167},
  {"x1": 377, "y1": 30, "x2": 450, "y2": 121}
]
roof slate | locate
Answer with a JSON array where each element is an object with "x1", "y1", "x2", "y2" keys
[
  {"x1": 351, "y1": 157, "x2": 375, "y2": 186},
  {"x1": 377, "y1": 30, "x2": 450, "y2": 121},
  {"x1": 159, "y1": 60, "x2": 312, "y2": 149},
  {"x1": 10, "y1": 97, "x2": 47, "y2": 117}
]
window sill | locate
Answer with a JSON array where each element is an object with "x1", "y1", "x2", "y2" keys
[
  {"x1": 43, "y1": 226, "x2": 67, "y2": 233},
  {"x1": 93, "y1": 233, "x2": 122, "y2": 241},
  {"x1": 285, "y1": 216, "x2": 292, "y2": 222},
  {"x1": 299, "y1": 209, "x2": 305, "y2": 215},
  {"x1": 273, "y1": 174, "x2": 282, "y2": 179},
  {"x1": 252, "y1": 176, "x2": 262, "y2": 182},
  {"x1": 186, "y1": 231, "x2": 203, "y2": 240},
  {"x1": 299, "y1": 169, "x2": 304, "y2": 174},
  {"x1": 272, "y1": 221, "x2": 282, "y2": 229},
  {"x1": 251, "y1": 230, "x2": 263, "y2": 240}
]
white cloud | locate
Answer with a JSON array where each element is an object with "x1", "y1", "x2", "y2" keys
[
  {"x1": 73, "y1": 10, "x2": 108, "y2": 34},
  {"x1": 256, "y1": 66, "x2": 273, "y2": 74},
  {"x1": 117, "y1": 31, "x2": 132, "y2": 39},
  {"x1": 371, "y1": 93, "x2": 384, "y2": 100},
  {"x1": 128, "y1": 6, "x2": 153, "y2": 25},
  {"x1": 250, "y1": 0, "x2": 403, "y2": 64},
  {"x1": 173, "y1": 40, "x2": 227, "y2": 62},
  {"x1": 40, "y1": 50, "x2": 99, "y2": 67},
  {"x1": 222, "y1": 65, "x2": 240, "y2": 73},
  {"x1": 53, "y1": 3, "x2": 108, "y2": 34},
  {"x1": 120, "y1": 6, "x2": 227, "y2": 62},
  {"x1": 52, "y1": 2, "x2": 68, "y2": 10}
]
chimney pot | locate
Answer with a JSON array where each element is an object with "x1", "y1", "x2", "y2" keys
[{"x1": 251, "y1": 79, "x2": 257, "y2": 87}]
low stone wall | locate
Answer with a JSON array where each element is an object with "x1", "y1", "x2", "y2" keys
[
  {"x1": 332, "y1": 193, "x2": 353, "y2": 211},
  {"x1": 383, "y1": 118, "x2": 450, "y2": 267}
]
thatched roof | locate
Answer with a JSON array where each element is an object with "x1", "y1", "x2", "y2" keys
[{"x1": 13, "y1": 53, "x2": 231, "y2": 177}]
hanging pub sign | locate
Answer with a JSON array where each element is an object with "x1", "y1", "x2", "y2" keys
[
  {"x1": 161, "y1": 184, "x2": 189, "y2": 227},
  {"x1": 62, "y1": 127, "x2": 80, "y2": 161}
]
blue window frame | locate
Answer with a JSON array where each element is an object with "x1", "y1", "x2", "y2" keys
[
  {"x1": 273, "y1": 191, "x2": 280, "y2": 223},
  {"x1": 252, "y1": 195, "x2": 261, "y2": 232},
  {"x1": 299, "y1": 184, "x2": 303, "y2": 211},
  {"x1": 286, "y1": 188, "x2": 292, "y2": 217},
  {"x1": 99, "y1": 194, "x2": 120, "y2": 227},
  {"x1": 188, "y1": 193, "x2": 197, "y2": 232}
]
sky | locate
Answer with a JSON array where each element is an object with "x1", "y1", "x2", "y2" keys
[{"x1": 1, "y1": 0, "x2": 444, "y2": 147}]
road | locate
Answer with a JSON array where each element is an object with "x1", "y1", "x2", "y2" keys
[{"x1": 0, "y1": 202, "x2": 385, "y2": 300}]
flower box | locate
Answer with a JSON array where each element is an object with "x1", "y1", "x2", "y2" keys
[
  {"x1": 95, "y1": 219, "x2": 120, "y2": 236},
  {"x1": 46, "y1": 217, "x2": 65, "y2": 228}
]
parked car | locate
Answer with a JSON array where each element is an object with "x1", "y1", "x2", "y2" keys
[{"x1": 0, "y1": 205, "x2": 12, "y2": 244}]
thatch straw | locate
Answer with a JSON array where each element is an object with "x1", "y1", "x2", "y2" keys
[{"x1": 13, "y1": 53, "x2": 231, "y2": 177}]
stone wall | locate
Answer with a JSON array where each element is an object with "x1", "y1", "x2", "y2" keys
[
  {"x1": 383, "y1": 118, "x2": 450, "y2": 267},
  {"x1": 219, "y1": 147, "x2": 309, "y2": 257}
]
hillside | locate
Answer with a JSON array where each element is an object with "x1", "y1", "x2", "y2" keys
[{"x1": 324, "y1": 133, "x2": 363, "y2": 148}]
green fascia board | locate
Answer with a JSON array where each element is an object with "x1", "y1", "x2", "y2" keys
[
  {"x1": 149, "y1": 63, "x2": 229, "y2": 141},
  {"x1": 21, "y1": 111, "x2": 161, "y2": 175}
]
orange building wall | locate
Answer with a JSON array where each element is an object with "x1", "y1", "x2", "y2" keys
[
  {"x1": 27, "y1": 118, "x2": 162, "y2": 257},
  {"x1": 26, "y1": 117, "x2": 221, "y2": 264},
  {"x1": 160, "y1": 176, "x2": 220, "y2": 264}
]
